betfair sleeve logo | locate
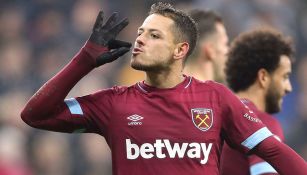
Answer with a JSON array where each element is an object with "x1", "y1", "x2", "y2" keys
[
  {"x1": 243, "y1": 113, "x2": 261, "y2": 123},
  {"x1": 191, "y1": 108, "x2": 213, "y2": 131},
  {"x1": 126, "y1": 139, "x2": 213, "y2": 164}
]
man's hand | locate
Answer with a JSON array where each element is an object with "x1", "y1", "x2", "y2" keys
[{"x1": 85, "y1": 11, "x2": 132, "y2": 67}]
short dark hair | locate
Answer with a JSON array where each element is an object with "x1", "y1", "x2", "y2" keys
[
  {"x1": 186, "y1": 9, "x2": 223, "y2": 63},
  {"x1": 149, "y1": 2, "x2": 198, "y2": 57},
  {"x1": 226, "y1": 29, "x2": 294, "y2": 92},
  {"x1": 189, "y1": 9, "x2": 222, "y2": 39}
]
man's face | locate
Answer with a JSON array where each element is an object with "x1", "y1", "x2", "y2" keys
[
  {"x1": 210, "y1": 23, "x2": 229, "y2": 83},
  {"x1": 131, "y1": 14, "x2": 178, "y2": 71},
  {"x1": 265, "y1": 55, "x2": 292, "y2": 114}
]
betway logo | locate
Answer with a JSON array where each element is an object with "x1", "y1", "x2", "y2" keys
[{"x1": 126, "y1": 139, "x2": 212, "y2": 164}]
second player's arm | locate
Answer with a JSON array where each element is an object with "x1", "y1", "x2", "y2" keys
[{"x1": 217, "y1": 83, "x2": 307, "y2": 175}]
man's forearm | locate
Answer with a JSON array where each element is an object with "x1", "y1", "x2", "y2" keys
[
  {"x1": 254, "y1": 136, "x2": 306, "y2": 175},
  {"x1": 21, "y1": 47, "x2": 95, "y2": 124}
]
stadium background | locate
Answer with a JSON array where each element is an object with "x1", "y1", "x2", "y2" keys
[{"x1": 0, "y1": 0, "x2": 306, "y2": 174}]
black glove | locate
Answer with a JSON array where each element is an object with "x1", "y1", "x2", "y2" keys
[{"x1": 88, "y1": 11, "x2": 132, "y2": 67}]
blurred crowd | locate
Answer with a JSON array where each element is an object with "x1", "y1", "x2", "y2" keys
[{"x1": 0, "y1": 0, "x2": 306, "y2": 174}]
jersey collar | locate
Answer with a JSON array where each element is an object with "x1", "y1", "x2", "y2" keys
[{"x1": 136, "y1": 75, "x2": 192, "y2": 94}]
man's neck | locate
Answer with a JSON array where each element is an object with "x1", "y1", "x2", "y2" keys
[
  {"x1": 145, "y1": 69, "x2": 185, "y2": 89},
  {"x1": 183, "y1": 60, "x2": 214, "y2": 81},
  {"x1": 236, "y1": 86, "x2": 266, "y2": 112}
]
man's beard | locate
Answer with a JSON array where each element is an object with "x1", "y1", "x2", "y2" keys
[
  {"x1": 131, "y1": 62, "x2": 162, "y2": 72},
  {"x1": 265, "y1": 83, "x2": 281, "y2": 114},
  {"x1": 130, "y1": 57, "x2": 173, "y2": 72}
]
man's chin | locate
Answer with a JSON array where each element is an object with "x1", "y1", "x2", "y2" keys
[
  {"x1": 278, "y1": 100, "x2": 283, "y2": 111},
  {"x1": 131, "y1": 62, "x2": 147, "y2": 71},
  {"x1": 131, "y1": 63, "x2": 160, "y2": 72},
  {"x1": 265, "y1": 100, "x2": 281, "y2": 114}
]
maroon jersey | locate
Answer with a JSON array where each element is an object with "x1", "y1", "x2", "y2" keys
[
  {"x1": 62, "y1": 77, "x2": 272, "y2": 175},
  {"x1": 220, "y1": 99, "x2": 284, "y2": 175}
]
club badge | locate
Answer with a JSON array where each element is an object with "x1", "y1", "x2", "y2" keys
[{"x1": 191, "y1": 108, "x2": 213, "y2": 131}]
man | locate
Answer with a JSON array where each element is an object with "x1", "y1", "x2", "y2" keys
[
  {"x1": 220, "y1": 29, "x2": 295, "y2": 175},
  {"x1": 183, "y1": 9, "x2": 228, "y2": 83},
  {"x1": 21, "y1": 2, "x2": 306, "y2": 175}
]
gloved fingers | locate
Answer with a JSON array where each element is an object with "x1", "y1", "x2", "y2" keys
[
  {"x1": 104, "y1": 12, "x2": 119, "y2": 29},
  {"x1": 109, "y1": 47, "x2": 131, "y2": 59},
  {"x1": 111, "y1": 18, "x2": 129, "y2": 36},
  {"x1": 93, "y1": 11, "x2": 104, "y2": 32},
  {"x1": 96, "y1": 47, "x2": 130, "y2": 66},
  {"x1": 109, "y1": 39, "x2": 132, "y2": 49}
]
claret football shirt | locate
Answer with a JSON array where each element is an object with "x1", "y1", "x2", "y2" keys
[
  {"x1": 63, "y1": 76, "x2": 273, "y2": 175},
  {"x1": 220, "y1": 99, "x2": 284, "y2": 175}
]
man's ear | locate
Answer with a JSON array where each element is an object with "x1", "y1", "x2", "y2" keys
[
  {"x1": 202, "y1": 42, "x2": 215, "y2": 61},
  {"x1": 174, "y1": 42, "x2": 189, "y2": 60},
  {"x1": 257, "y1": 68, "x2": 271, "y2": 89}
]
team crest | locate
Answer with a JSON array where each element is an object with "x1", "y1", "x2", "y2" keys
[{"x1": 191, "y1": 108, "x2": 213, "y2": 131}]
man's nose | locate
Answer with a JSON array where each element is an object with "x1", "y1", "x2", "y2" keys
[
  {"x1": 285, "y1": 81, "x2": 292, "y2": 94},
  {"x1": 135, "y1": 34, "x2": 145, "y2": 46}
]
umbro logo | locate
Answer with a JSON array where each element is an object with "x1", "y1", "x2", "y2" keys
[
  {"x1": 127, "y1": 114, "x2": 143, "y2": 121},
  {"x1": 127, "y1": 114, "x2": 143, "y2": 125}
]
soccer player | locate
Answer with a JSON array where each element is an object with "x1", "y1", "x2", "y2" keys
[
  {"x1": 21, "y1": 2, "x2": 307, "y2": 175},
  {"x1": 220, "y1": 30, "x2": 295, "y2": 175},
  {"x1": 183, "y1": 9, "x2": 228, "y2": 84}
]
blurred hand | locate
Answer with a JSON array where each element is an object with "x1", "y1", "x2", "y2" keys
[{"x1": 87, "y1": 11, "x2": 132, "y2": 67}]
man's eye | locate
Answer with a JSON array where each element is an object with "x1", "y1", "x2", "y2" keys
[
  {"x1": 151, "y1": 34, "x2": 159, "y2": 39},
  {"x1": 282, "y1": 73, "x2": 291, "y2": 81}
]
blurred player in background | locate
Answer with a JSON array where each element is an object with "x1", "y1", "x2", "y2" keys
[
  {"x1": 184, "y1": 9, "x2": 228, "y2": 84},
  {"x1": 21, "y1": 2, "x2": 306, "y2": 175},
  {"x1": 185, "y1": 9, "x2": 298, "y2": 175},
  {"x1": 221, "y1": 29, "x2": 294, "y2": 175}
]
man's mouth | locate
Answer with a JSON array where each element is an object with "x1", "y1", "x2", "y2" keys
[{"x1": 132, "y1": 48, "x2": 143, "y2": 55}]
